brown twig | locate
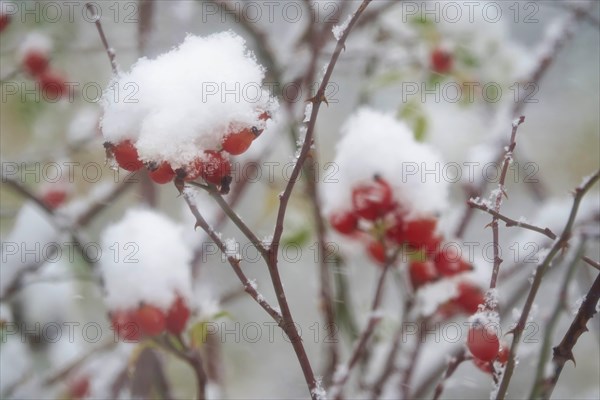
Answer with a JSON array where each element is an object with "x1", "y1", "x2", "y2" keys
[
  {"x1": 540, "y1": 271, "x2": 600, "y2": 398},
  {"x1": 432, "y1": 349, "x2": 468, "y2": 400},
  {"x1": 454, "y1": 6, "x2": 590, "y2": 239},
  {"x1": 181, "y1": 188, "x2": 283, "y2": 324},
  {"x1": 468, "y1": 199, "x2": 557, "y2": 240},
  {"x1": 86, "y1": 2, "x2": 118, "y2": 75},
  {"x1": 495, "y1": 170, "x2": 600, "y2": 399},
  {"x1": 529, "y1": 240, "x2": 585, "y2": 399},
  {"x1": 486, "y1": 116, "x2": 525, "y2": 293},
  {"x1": 328, "y1": 261, "x2": 392, "y2": 400},
  {"x1": 581, "y1": 256, "x2": 600, "y2": 271}
]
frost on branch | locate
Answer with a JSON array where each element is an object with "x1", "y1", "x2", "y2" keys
[
  {"x1": 100, "y1": 31, "x2": 277, "y2": 170},
  {"x1": 100, "y1": 208, "x2": 192, "y2": 311}
]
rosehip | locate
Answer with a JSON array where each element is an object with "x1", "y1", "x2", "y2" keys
[
  {"x1": 367, "y1": 241, "x2": 387, "y2": 265},
  {"x1": 404, "y1": 218, "x2": 440, "y2": 252},
  {"x1": 351, "y1": 176, "x2": 394, "y2": 221},
  {"x1": 22, "y1": 51, "x2": 49, "y2": 76},
  {"x1": 409, "y1": 260, "x2": 438, "y2": 289},
  {"x1": 330, "y1": 211, "x2": 358, "y2": 235},
  {"x1": 38, "y1": 70, "x2": 67, "y2": 100},
  {"x1": 434, "y1": 245, "x2": 472, "y2": 277},
  {"x1": 454, "y1": 281, "x2": 484, "y2": 314},
  {"x1": 431, "y1": 48, "x2": 453, "y2": 74},
  {"x1": 199, "y1": 150, "x2": 231, "y2": 185},
  {"x1": 467, "y1": 325, "x2": 500, "y2": 362},
  {"x1": 222, "y1": 128, "x2": 255, "y2": 155},
  {"x1": 69, "y1": 376, "x2": 90, "y2": 399},
  {"x1": 0, "y1": 13, "x2": 10, "y2": 33},
  {"x1": 165, "y1": 295, "x2": 191, "y2": 335},
  {"x1": 473, "y1": 341, "x2": 509, "y2": 374},
  {"x1": 111, "y1": 310, "x2": 141, "y2": 341},
  {"x1": 42, "y1": 189, "x2": 67, "y2": 209},
  {"x1": 135, "y1": 304, "x2": 166, "y2": 337},
  {"x1": 148, "y1": 161, "x2": 175, "y2": 184},
  {"x1": 112, "y1": 140, "x2": 144, "y2": 171}
]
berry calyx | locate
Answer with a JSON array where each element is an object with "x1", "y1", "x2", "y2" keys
[
  {"x1": 431, "y1": 48, "x2": 453, "y2": 74},
  {"x1": 111, "y1": 310, "x2": 141, "y2": 341},
  {"x1": 148, "y1": 161, "x2": 175, "y2": 184},
  {"x1": 38, "y1": 70, "x2": 67, "y2": 100},
  {"x1": 199, "y1": 150, "x2": 232, "y2": 185},
  {"x1": 112, "y1": 140, "x2": 144, "y2": 172},
  {"x1": 351, "y1": 176, "x2": 394, "y2": 221},
  {"x1": 22, "y1": 51, "x2": 49, "y2": 76},
  {"x1": 466, "y1": 325, "x2": 500, "y2": 362},
  {"x1": 165, "y1": 295, "x2": 191, "y2": 335},
  {"x1": 222, "y1": 128, "x2": 255, "y2": 155},
  {"x1": 367, "y1": 240, "x2": 386, "y2": 265},
  {"x1": 135, "y1": 304, "x2": 166, "y2": 337},
  {"x1": 408, "y1": 260, "x2": 438, "y2": 289},
  {"x1": 330, "y1": 211, "x2": 358, "y2": 235}
]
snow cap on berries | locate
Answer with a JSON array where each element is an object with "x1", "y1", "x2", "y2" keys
[
  {"x1": 323, "y1": 108, "x2": 448, "y2": 220},
  {"x1": 100, "y1": 208, "x2": 193, "y2": 311},
  {"x1": 17, "y1": 31, "x2": 53, "y2": 61},
  {"x1": 100, "y1": 31, "x2": 277, "y2": 169}
]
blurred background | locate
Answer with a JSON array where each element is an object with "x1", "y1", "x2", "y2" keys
[{"x1": 1, "y1": 1, "x2": 599, "y2": 399}]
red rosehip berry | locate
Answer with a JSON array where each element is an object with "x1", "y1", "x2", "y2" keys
[
  {"x1": 404, "y1": 217, "x2": 440, "y2": 252},
  {"x1": 199, "y1": 150, "x2": 232, "y2": 185},
  {"x1": 367, "y1": 241, "x2": 387, "y2": 265},
  {"x1": 135, "y1": 304, "x2": 166, "y2": 337},
  {"x1": 22, "y1": 51, "x2": 49, "y2": 76},
  {"x1": 434, "y1": 245, "x2": 472, "y2": 277},
  {"x1": 467, "y1": 325, "x2": 500, "y2": 362},
  {"x1": 431, "y1": 48, "x2": 453, "y2": 74},
  {"x1": 454, "y1": 281, "x2": 484, "y2": 314},
  {"x1": 0, "y1": 13, "x2": 10, "y2": 33},
  {"x1": 222, "y1": 128, "x2": 255, "y2": 155},
  {"x1": 38, "y1": 70, "x2": 67, "y2": 100},
  {"x1": 473, "y1": 341, "x2": 509, "y2": 374},
  {"x1": 352, "y1": 176, "x2": 394, "y2": 221},
  {"x1": 330, "y1": 211, "x2": 358, "y2": 235},
  {"x1": 69, "y1": 376, "x2": 90, "y2": 399},
  {"x1": 112, "y1": 140, "x2": 144, "y2": 172},
  {"x1": 165, "y1": 295, "x2": 191, "y2": 335},
  {"x1": 148, "y1": 161, "x2": 175, "y2": 184},
  {"x1": 41, "y1": 189, "x2": 67, "y2": 209},
  {"x1": 111, "y1": 310, "x2": 141, "y2": 342},
  {"x1": 408, "y1": 260, "x2": 438, "y2": 289}
]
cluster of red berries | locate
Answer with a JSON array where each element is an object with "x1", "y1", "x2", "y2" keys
[
  {"x1": 105, "y1": 112, "x2": 270, "y2": 190},
  {"x1": 329, "y1": 175, "x2": 474, "y2": 285},
  {"x1": 110, "y1": 295, "x2": 190, "y2": 341},
  {"x1": 21, "y1": 48, "x2": 67, "y2": 100},
  {"x1": 430, "y1": 47, "x2": 453, "y2": 74},
  {"x1": 466, "y1": 323, "x2": 509, "y2": 374}
]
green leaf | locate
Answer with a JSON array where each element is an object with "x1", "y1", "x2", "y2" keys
[
  {"x1": 188, "y1": 311, "x2": 230, "y2": 349},
  {"x1": 282, "y1": 227, "x2": 312, "y2": 248}
]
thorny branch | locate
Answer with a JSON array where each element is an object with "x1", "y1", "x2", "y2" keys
[{"x1": 495, "y1": 170, "x2": 600, "y2": 400}]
